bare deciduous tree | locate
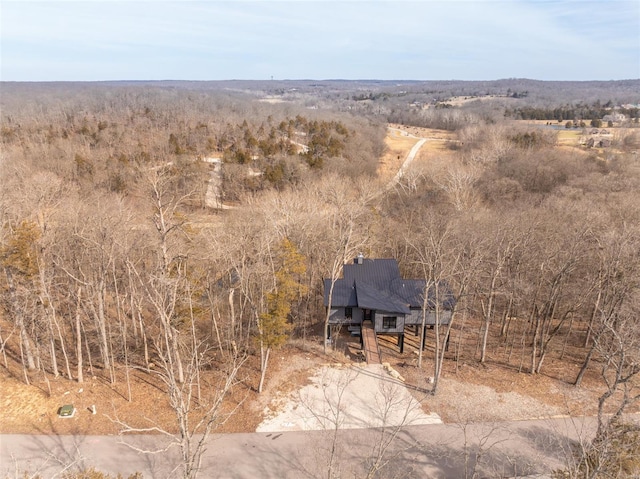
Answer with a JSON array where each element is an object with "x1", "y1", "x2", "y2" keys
[{"x1": 112, "y1": 344, "x2": 246, "y2": 479}]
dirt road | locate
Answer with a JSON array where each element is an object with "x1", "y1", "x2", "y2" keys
[{"x1": 384, "y1": 126, "x2": 427, "y2": 190}]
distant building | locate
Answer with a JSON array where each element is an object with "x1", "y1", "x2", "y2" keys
[{"x1": 603, "y1": 112, "x2": 626, "y2": 123}]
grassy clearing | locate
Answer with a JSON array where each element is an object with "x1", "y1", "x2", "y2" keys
[
  {"x1": 377, "y1": 129, "x2": 422, "y2": 181},
  {"x1": 557, "y1": 129, "x2": 582, "y2": 145},
  {"x1": 378, "y1": 126, "x2": 458, "y2": 182}
]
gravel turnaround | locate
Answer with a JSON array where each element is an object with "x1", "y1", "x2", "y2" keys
[{"x1": 257, "y1": 364, "x2": 442, "y2": 432}]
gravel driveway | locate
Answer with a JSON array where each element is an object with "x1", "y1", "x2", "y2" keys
[{"x1": 256, "y1": 364, "x2": 442, "y2": 432}]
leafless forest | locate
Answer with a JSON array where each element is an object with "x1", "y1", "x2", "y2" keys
[{"x1": 1, "y1": 79, "x2": 639, "y2": 477}]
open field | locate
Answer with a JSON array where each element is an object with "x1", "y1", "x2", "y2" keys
[
  {"x1": 556, "y1": 129, "x2": 583, "y2": 146},
  {"x1": 377, "y1": 127, "x2": 422, "y2": 181},
  {"x1": 443, "y1": 95, "x2": 520, "y2": 107},
  {"x1": 379, "y1": 124, "x2": 458, "y2": 184}
]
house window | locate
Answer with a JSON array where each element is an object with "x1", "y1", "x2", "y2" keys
[
  {"x1": 383, "y1": 316, "x2": 397, "y2": 329},
  {"x1": 345, "y1": 307, "x2": 353, "y2": 319}
]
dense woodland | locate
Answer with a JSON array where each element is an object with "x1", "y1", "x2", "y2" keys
[{"x1": 1, "y1": 80, "x2": 640, "y2": 478}]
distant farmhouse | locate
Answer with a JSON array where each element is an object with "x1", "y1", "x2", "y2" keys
[
  {"x1": 602, "y1": 112, "x2": 626, "y2": 123},
  {"x1": 324, "y1": 255, "x2": 455, "y2": 353}
]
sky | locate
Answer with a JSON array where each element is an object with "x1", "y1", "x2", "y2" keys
[{"x1": 1, "y1": 0, "x2": 639, "y2": 82}]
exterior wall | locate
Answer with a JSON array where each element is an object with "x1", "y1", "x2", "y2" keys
[
  {"x1": 329, "y1": 308, "x2": 451, "y2": 327},
  {"x1": 405, "y1": 309, "x2": 453, "y2": 325},
  {"x1": 404, "y1": 309, "x2": 423, "y2": 325},
  {"x1": 328, "y1": 307, "x2": 342, "y2": 323},
  {"x1": 328, "y1": 307, "x2": 363, "y2": 324},
  {"x1": 425, "y1": 310, "x2": 452, "y2": 325},
  {"x1": 373, "y1": 311, "x2": 405, "y2": 334}
]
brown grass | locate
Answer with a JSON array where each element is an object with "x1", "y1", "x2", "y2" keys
[
  {"x1": 0, "y1": 342, "x2": 330, "y2": 436},
  {"x1": 377, "y1": 124, "x2": 458, "y2": 183},
  {"x1": 2, "y1": 317, "x2": 637, "y2": 435},
  {"x1": 377, "y1": 127, "x2": 420, "y2": 182}
]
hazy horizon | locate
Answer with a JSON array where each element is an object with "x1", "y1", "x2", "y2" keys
[{"x1": 2, "y1": 0, "x2": 639, "y2": 82}]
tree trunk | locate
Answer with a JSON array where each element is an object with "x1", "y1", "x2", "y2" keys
[
  {"x1": 122, "y1": 317, "x2": 132, "y2": 402},
  {"x1": 517, "y1": 313, "x2": 530, "y2": 373},
  {"x1": 417, "y1": 307, "x2": 426, "y2": 369},
  {"x1": 418, "y1": 281, "x2": 434, "y2": 369},
  {"x1": 48, "y1": 333, "x2": 58, "y2": 378},
  {"x1": 40, "y1": 266, "x2": 71, "y2": 378},
  {"x1": 17, "y1": 333, "x2": 30, "y2": 385},
  {"x1": 324, "y1": 279, "x2": 337, "y2": 354},
  {"x1": 211, "y1": 308, "x2": 224, "y2": 356},
  {"x1": 500, "y1": 294, "x2": 513, "y2": 337},
  {"x1": 172, "y1": 328, "x2": 184, "y2": 384},
  {"x1": 96, "y1": 283, "x2": 111, "y2": 371},
  {"x1": 535, "y1": 349, "x2": 547, "y2": 374},
  {"x1": 188, "y1": 290, "x2": 201, "y2": 401},
  {"x1": 137, "y1": 309, "x2": 149, "y2": 371},
  {"x1": 560, "y1": 315, "x2": 574, "y2": 360},
  {"x1": 228, "y1": 288, "x2": 236, "y2": 338},
  {"x1": 584, "y1": 289, "x2": 601, "y2": 348},
  {"x1": 574, "y1": 342, "x2": 596, "y2": 387},
  {"x1": 19, "y1": 323, "x2": 36, "y2": 371},
  {"x1": 480, "y1": 273, "x2": 498, "y2": 363},
  {"x1": 258, "y1": 346, "x2": 270, "y2": 394},
  {"x1": 480, "y1": 300, "x2": 490, "y2": 364},
  {"x1": 432, "y1": 284, "x2": 442, "y2": 394},
  {"x1": 82, "y1": 318, "x2": 94, "y2": 377},
  {"x1": 531, "y1": 316, "x2": 540, "y2": 374},
  {"x1": 76, "y1": 287, "x2": 84, "y2": 383},
  {"x1": 52, "y1": 306, "x2": 72, "y2": 380},
  {"x1": 434, "y1": 311, "x2": 456, "y2": 395},
  {"x1": 0, "y1": 327, "x2": 8, "y2": 368},
  {"x1": 4, "y1": 268, "x2": 36, "y2": 371}
]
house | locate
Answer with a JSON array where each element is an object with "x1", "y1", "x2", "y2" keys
[
  {"x1": 603, "y1": 112, "x2": 626, "y2": 123},
  {"x1": 323, "y1": 255, "x2": 455, "y2": 352}
]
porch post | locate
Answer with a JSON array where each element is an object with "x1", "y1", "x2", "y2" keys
[{"x1": 399, "y1": 333, "x2": 404, "y2": 353}]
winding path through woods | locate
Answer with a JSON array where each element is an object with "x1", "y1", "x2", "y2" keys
[{"x1": 204, "y1": 125, "x2": 431, "y2": 208}]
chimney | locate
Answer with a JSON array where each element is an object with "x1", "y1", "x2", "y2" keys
[{"x1": 355, "y1": 253, "x2": 364, "y2": 265}]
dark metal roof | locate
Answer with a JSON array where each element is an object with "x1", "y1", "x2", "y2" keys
[
  {"x1": 324, "y1": 258, "x2": 456, "y2": 312},
  {"x1": 343, "y1": 258, "x2": 401, "y2": 289},
  {"x1": 324, "y1": 259, "x2": 400, "y2": 307},
  {"x1": 355, "y1": 280, "x2": 410, "y2": 314},
  {"x1": 324, "y1": 278, "x2": 357, "y2": 307},
  {"x1": 390, "y1": 278, "x2": 425, "y2": 307},
  {"x1": 391, "y1": 279, "x2": 457, "y2": 310}
]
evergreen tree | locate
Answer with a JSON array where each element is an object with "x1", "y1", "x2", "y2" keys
[{"x1": 257, "y1": 238, "x2": 307, "y2": 393}]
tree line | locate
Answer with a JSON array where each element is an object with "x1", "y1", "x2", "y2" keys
[{"x1": 505, "y1": 103, "x2": 640, "y2": 122}]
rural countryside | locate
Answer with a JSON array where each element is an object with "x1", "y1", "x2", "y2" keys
[{"x1": 1, "y1": 1, "x2": 639, "y2": 478}]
